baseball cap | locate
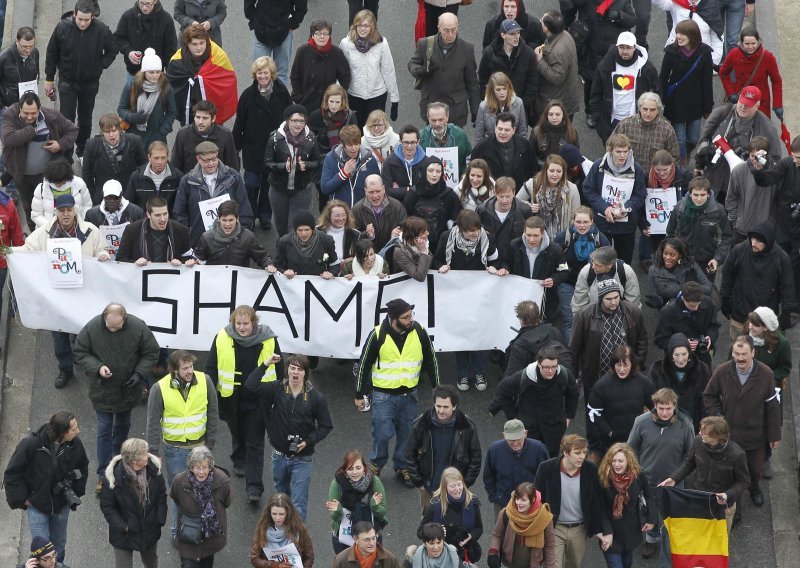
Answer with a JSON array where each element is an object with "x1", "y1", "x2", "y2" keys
[
  {"x1": 54, "y1": 194, "x2": 76, "y2": 209},
  {"x1": 616, "y1": 31, "x2": 637, "y2": 47},
  {"x1": 500, "y1": 19, "x2": 522, "y2": 34},
  {"x1": 503, "y1": 419, "x2": 526, "y2": 440},
  {"x1": 103, "y1": 179, "x2": 123, "y2": 197},
  {"x1": 739, "y1": 86, "x2": 762, "y2": 107}
]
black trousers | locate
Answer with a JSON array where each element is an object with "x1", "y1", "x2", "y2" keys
[
  {"x1": 424, "y1": 4, "x2": 459, "y2": 38},
  {"x1": 58, "y1": 79, "x2": 100, "y2": 155},
  {"x1": 222, "y1": 399, "x2": 266, "y2": 496},
  {"x1": 601, "y1": 231, "x2": 636, "y2": 265},
  {"x1": 349, "y1": 92, "x2": 387, "y2": 130},
  {"x1": 779, "y1": 239, "x2": 800, "y2": 306},
  {"x1": 348, "y1": 0, "x2": 380, "y2": 24}
]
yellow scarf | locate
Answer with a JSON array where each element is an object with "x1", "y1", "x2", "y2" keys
[{"x1": 504, "y1": 497, "x2": 553, "y2": 550}]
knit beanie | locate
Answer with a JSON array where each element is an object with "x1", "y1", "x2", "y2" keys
[
  {"x1": 597, "y1": 278, "x2": 622, "y2": 298},
  {"x1": 140, "y1": 48, "x2": 163, "y2": 73},
  {"x1": 753, "y1": 306, "x2": 779, "y2": 332},
  {"x1": 30, "y1": 536, "x2": 55, "y2": 559},
  {"x1": 292, "y1": 210, "x2": 316, "y2": 230},
  {"x1": 284, "y1": 104, "x2": 309, "y2": 120}
]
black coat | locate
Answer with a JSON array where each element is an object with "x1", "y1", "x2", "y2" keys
[
  {"x1": 583, "y1": 0, "x2": 636, "y2": 67},
  {"x1": 649, "y1": 357, "x2": 711, "y2": 429},
  {"x1": 244, "y1": 0, "x2": 308, "y2": 48},
  {"x1": 263, "y1": 126, "x2": 323, "y2": 192},
  {"x1": 404, "y1": 409, "x2": 483, "y2": 488},
  {"x1": 84, "y1": 202, "x2": 145, "y2": 227},
  {"x1": 660, "y1": 42, "x2": 714, "y2": 123},
  {"x1": 381, "y1": 152, "x2": 428, "y2": 204},
  {"x1": 82, "y1": 134, "x2": 147, "y2": 204},
  {"x1": 471, "y1": 134, "x2": 538, "y2": 192},
  {"x1": 114, "y1": 2, "x2": 178, "y2": 76},
  {"x1": 44, "y1": 15, "x2": 116, "y2": 84},
  {"x1": 600, "y1": 472, "x2": 657, "y2": 552},
  {"x1": 482, "y1": 4, "x2": 546, "y2": 49},
  {"x1": 419, "y1": 496, "x2": 483, "y2": 562},
  {"x1": 534, "y1": 457, "x2": 604, "y2": 537},
  {"x1": 502, "y1": 235, "x2": 568, "y2": 323},
  {"x1": 3, "y1": 425, "x2": 89, "y2": 514},
  {"x1": 99, "y1": 455, "x2": 167, "y2": 551},
  {"x1": 233, "y1": 79, "x2": 293, "y2": 173},
  {"x1": 476, "y1": 197, "x2": 533, "y2": 258},
  {"x1": 478, "y1": 40, "x2": 539, "y2": 114},
  {"x1": 194, "y1": 226, "x2": 272, "y2": 267},
  {"x1": 273, "y1": 230, "x2": 338, "y2": 275},
  {"x1": 587, "y1": 372, "x2": 656, "y2": 452},
  {"x1": 0, "y1": 43, "x2": 39, "y2": 107},
  {"x1": 753, "y1": 156, "x2": 800, "y2": 244},
  {"x1": 654, "y1": 297, "x2": 720, "y2": 352},
  {"x1": 116, "y1": 219, "x2": 193, "y2": 263},
  {"x1": 290, "y1": 43, "x2": 351, "y2": 111},
  {"x1": 665, "y1": 193, "x2": 732, "y2": 265},
  {"x1": 123, "y1": 164, "x2": 185, "y2": 214},
  {"x1": 502, "y1": 323, "x2": 570, "y2": 378}
]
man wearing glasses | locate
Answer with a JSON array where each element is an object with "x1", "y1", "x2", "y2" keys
[
  {"x1": 114, "y1": 0, "x2": 177, "y2": 81},
  {"x1": 332, "y1": 521, "x2": 401, "y2": 568},
  {"x1": 355, "y1": 298, "x2": 440, "y2": 488},
  {"x1": 382, "y1": 125, "x2": 428, "y2": 203},
  {"x1": 173, "y1": 139, "x2": 253, "y2": 246},
  {"x1": 19, "y1": 536, "x2": 59, "y2": 568}
]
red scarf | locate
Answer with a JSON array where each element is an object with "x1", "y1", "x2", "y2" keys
[
  {"x1": 596, "y1": 0, "x2": 616, "y2": 16},
  {"x1": 672, "y1": 0, "x2": 692, "y2": 8},
  {"x1": 648, "y1": 164, "x2": 676, "y2": 188},
  {"x1": 611, "y1": 471, "x2": 634, "y2": 519},
  {"x1": 308, "y1": 37, "x2": 333, "y2": 54}
]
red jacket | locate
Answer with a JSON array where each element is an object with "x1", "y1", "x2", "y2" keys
[
  {"x1": 719, "y1": 45, "x2": 783, "y2": 118},
  {"x1": 0, "y1": 191, "x2": 23, "y2": 269}
]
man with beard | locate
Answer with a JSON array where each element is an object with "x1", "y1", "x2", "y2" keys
[
  {"x1": 355, "y1": 299, "x2": 440, "y2": 488},
  {"x1": 171, "y1": 100, "x2": 238, "y2": 174},
  {"x1": 419, "y1": 102, "x2": 472, "y2": 179}
]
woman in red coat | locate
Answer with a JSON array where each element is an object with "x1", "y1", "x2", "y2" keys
[{"x1": 719, "y1": 27, "x2": 783, "y2": 120}]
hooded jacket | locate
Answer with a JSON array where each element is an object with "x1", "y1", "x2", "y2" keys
[
  {"x1": 320, "y1": 144, "x2": 381, "y2": 207},
  {"x1": 45, "y1": 13, "x2": 116, "y2": 84},
  {"x1": 114, "y1": 1, "x2": 178, "y2": 75},
  {"x1": 481, "y1": 0, "x2": 546, "y2": 49},
  {"x1": 382, "y1": 143, "x2": 427, "y2": 204},
  {"x1": 263, "y1": 122, "x2": 323, "y2": 193},
  {"x1": 100, "y1": 454, "x2": 167, "y2": 551},
  {"x1": 668, "y1": 192, "x2": 732, "y2": 264},
  {"x1": 502, "y1": 323, "x2": 571, "y2": 378},
  {"x1": 3, "y1": 424, "x2": 89, "y2": 514},
  {"x1": 582, "y1": 151, "x2": 647, "y2": 235},
  {"x1": 648, "y1": 333, "x2": 711, "y2": 428},
  {"x1": 85, "y1": 200, "x2": 145, "y2": 228},
  {"x1": 404, "y1": 408, "x2": 483, "y2": 488},
  {"x1": 720, "y1": 222, "x2": 795, "y2": 321},
  {"x1": 404, "y1": 160, "x2": 462, "y2": 250}
]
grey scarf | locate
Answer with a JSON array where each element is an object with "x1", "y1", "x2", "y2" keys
[
  {"x1": 444, "y1": 225, "x2": 490, "y2": 266},
  {"x1": 412, "y1": 543, "x2": 460, "y2": 568},
  {"x1": 223, "y1": 321, "x2": 276, "y2": 349},
  {"x1": 291, "y1": 228, "x2": 322, "y2": 259},
  {"x1": 122, "y1": 460, "x2": 149, "y2": 508},
  {"x1": 211, "y1": 218, "x2": 241, "y2": 244},
  {"x1": 135, "y1": 81, "x2": 161, "y2": 131}
]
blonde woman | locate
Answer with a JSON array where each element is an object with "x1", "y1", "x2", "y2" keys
[
  {"x1": 474, "y1": 72, "x2": 527, "y2": 144},
  {"x1": 362, "y1": 110, "x2": 400, "y2": 168},
  {"x1": 518, "y1": 154, "x2": 580, "y2": 238},
  {"x1": 318, "y1": 199, "x2": 361, "y2": 267},
  {"x1": 339, "y1": 9, "x2": 400, "y2": 129},
  {"x1": 419, "y1": 467, "x2": 483, "y2": 563}
]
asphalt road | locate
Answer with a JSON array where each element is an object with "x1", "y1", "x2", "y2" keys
[{"x1": 19, "y1": 0, "x2": 783, "y2": 566}]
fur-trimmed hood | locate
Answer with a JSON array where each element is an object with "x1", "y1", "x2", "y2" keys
[{"x1": 105, "y1": 453, "x2": 162, "y2": 489}]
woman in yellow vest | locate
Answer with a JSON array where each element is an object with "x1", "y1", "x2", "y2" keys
[{"x1": 206, "y1": 305, "x2": 282, "y2": 504}]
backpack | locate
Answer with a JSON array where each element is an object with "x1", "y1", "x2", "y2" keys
[
  {"x1": 378, "y1": 236, "x2": 400, "y2": 274},
  {"x1": 586, "y1": 259, "x2": 628, "y2": 289},
  {"x1": 413, "y1": 194, "x2": 447, "y2": 246}
]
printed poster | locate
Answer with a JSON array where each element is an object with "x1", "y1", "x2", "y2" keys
[
  {"x1": 198, "y1": 194, "x2": 231, "y2": 231},
  {"x1": 600, "y1": 173, "x2": 635, "y2": 223},
  {"x1": 98, "y1": 222, "x2": 129, "y2": 260},
  {"x1": 425, "y1": 146, "x2": 459, "y2": 190},
  {"x1": 338, "y1": 507, "x2": 354, "y2": 546},
  {"x1": 645, "y1": 187, "x2": 679, "y2": 235},
  {"x1": 263, "y1": 543, "x2": 303, "y2": 568},
  {"x1": 47, "y1": 238, "x2": 83, "y2": 288}
]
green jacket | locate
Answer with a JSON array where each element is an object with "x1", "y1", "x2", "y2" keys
[
  {"x1": 328, "y1": 474, "x2": 387, "y2": 535},
  {"x1": 755, "y1": 333, "x2": 792, "y2": 384},
  {"x1": 419, "y1": 124, "x2": 472, "y2": 178},
  {"x1": 74, "y1": 313, "x2": 161, "y2": 413}
]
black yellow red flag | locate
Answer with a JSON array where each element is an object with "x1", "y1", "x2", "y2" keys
[{"x1": 662, "y1": 487, "x2": 728, "y2": 568}]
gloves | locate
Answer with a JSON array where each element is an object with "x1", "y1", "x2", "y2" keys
[
  {"x1": 720, "y1": 297, "x2": 732, "y2": 320},
  {"x1": 128, "y1": 112, "x2": 147, "y2": 124},
  {"x1": 728, "y1": 94, "x2": 739, "y2": 104},
  {"x1": 774, "y1": 107, "x2": 785, "y2": 121},
  {"x1": 122, "y1": 372, "x2": 143, "y2": 389},
  {"x1": 390, "y1": 102, "x2": 399, "y2": 121},
  {"x1": 778, "y1": 308, "x2": 793, "y2": 330},
  {"x1": 488, "y1": 554, "x2": 501, "y2": 568},
  {"x1": 471, "y1": 112, "x2": 478, "y2": 125}
]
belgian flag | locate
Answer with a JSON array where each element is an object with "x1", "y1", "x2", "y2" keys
[{"x1": 662, "y1": 487, "x2": 728, "y2": 568}]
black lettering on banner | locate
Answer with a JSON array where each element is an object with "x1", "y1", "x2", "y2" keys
[
  {"x1": 193, "y1": 270, "x2": 238, "y2": 334},
  {"x1": 426, "y1": 273, "x2": 435, "y2": 329},
  {"x1": 141, "y1": 269, "x2": 180, "y2": 333},
  {"x1": 252, "y1": 274, "x2": 298, "y2": 338},
  {"x1": 374, "y1": 274, "x2": 412, "y2": 325},
  {"x1": 304, "y1": 280, "x2": 363, "y2": 346}
]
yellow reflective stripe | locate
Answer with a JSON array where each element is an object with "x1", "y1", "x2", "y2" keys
[
  {"x1": 375, "y1": 361, "x2": 423, "y2": 369},
  {"x1": 162, "y1": 424, "x2": 207, "y2": 436},
  {"x1": 261, "y1": 367, "x2": 277, "y2": 382},
  {"x1": 162, "y1": 412, "x2": 207, "y2": 424},
  {"x1": 372, "y1": 371, "x2": 422, "y2": 381},
  {"x1": 217, "y1": 370, "x2": 236, "y2": 378}
]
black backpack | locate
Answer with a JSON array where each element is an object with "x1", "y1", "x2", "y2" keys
[
  {"x1": 586, "y1": 259, "x2": 628, "y2": 289},
  {"x1": 413, "y1": 194, "x2": 447, "y2": 246}
]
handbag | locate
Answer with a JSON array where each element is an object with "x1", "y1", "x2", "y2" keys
[{"x1": 177, "y1": 513, "x2": 203, "y2": 544}]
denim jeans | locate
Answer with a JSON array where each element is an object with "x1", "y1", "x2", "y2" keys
[
  {"x1": 717, "y1": 0, "x2": 746, "y2": 55},
  {"x1": 253, "y1": 32, "x2": 292, "y2": 85},
  {"x1": 603, "y1": 550, "x2": 633, "y2": 568},
  {"x1": 28, "y1": 504, "x2": 70, "y2": 563},
  {"x1": 455, "y1": 350, "x2": 486, "y2": 378},
  {"x1": 52, "y1": 331, "x2": 74, "y2": 371},
  {"x1": 557, "y1": 282, "x2": 576, "y2": 344},
  {"x1": 243, "y1": 170, "x2": 273, "y2": 228},
  {"x1": 370, "y1": 389, "x2": 418, "y2": 472},
  {"x1": 162, "y1": 444, "x2": 192, "y2": 537},
  {"x1": 673, "y1": 119, "x2": 702, "y2": 159},
  {"x1": 96, "y1": 409, "x2": 132, "y2": 477},
  {"x1": 272, "y1": 451, "x2": 313, "y2": 520}
]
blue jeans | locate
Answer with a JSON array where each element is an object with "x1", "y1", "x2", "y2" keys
[
  {"x1": 253, "y1": 33, "x2": 292, "y2": 85},
  {"x1": 455, "y1": 350, "x2": 486, "y2": 377},
  {"x1": 243, "y1": 170, "x2": 273, "y2": 227},
  {"x1": 557, "y1": 282, "x2": 576, "y2": 344},
  {"x1": 673, "y1": 119, "x2": 701, "y2": 159},
  {"x1": 96, "y1": 410, "x2": 132, "y2": 477},
  {"x1": 370, "y1": 389, "x2": 418, "y2": 472},
  {"x1": 163, "y1": 444, "x2": 192, "y2": 537},
  {"x1": 52, "y1": 331, "x2": 74, "y2": 371},
  {"x1": 603, "y1": 550, "x2": 633, "y2": 568},
  {"x1": 717, "y1": 0, "x2": 746, "y2": 55},
  {"x1": 28, "y1": 505, "x2": 70, "y2": 563},
  {"x1": 272, "y1": 452, "x2": 313, "y2": 521}
]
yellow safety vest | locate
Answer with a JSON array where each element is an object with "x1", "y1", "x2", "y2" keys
[
  {"x1": 214, "y1": 329, "x2": 277, "y2": 397},
  {"x1": 159, "y1": 371, "x2": 209, "y2": 443},
  {"x1": 371, "y1": 324, "x2": 423, "y2": 389}
]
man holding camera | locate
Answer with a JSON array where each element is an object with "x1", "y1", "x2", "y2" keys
[
  {"x1": 654, "y1": 281, "x2": 720, "y2": 368},
  {"x1": 73, "y1": 302, "x2": 160, "y2": 494},
  {"x1": 4, "y1": 412, "x2": 89, "y2": 566},
  {"x1": 245, "y1": 353, "x2": 333, "y2": 521}
]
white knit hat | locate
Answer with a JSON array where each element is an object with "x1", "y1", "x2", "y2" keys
[
  {"x1": 140, "y1": 48, "x2": 162, "y2": 73},
  {"x1": 753, "y1": 306, "x2": 779, "y2": 332}
]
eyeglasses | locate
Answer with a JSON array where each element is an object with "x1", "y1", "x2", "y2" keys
[
  {"x1": 539, "y1": 364, "x2": 559, "y2": 371},
  {"x1": 401, "y1": 140, "x2": 418, "y2": 146},
  {"x1": 288, "y1": 118, "x2": 306, "y2": 124},
  {"x1": 197, "y1": 155, "x2": 219, "y2": 164},
  {"x1": 191, "y1": 464, "x2": 211, "y2": 472},
  {"x1": 313, "y1": 31, "x2": 331, "y2": 37},
  {"x1": 398, "y1": 311, "x2": 415, "y2": 321}
]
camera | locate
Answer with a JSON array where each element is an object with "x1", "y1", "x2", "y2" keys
[
  {"x1": 790, "y1": 202, "x2": 800, "y2": 222},
  {"x1": 693, "y1": 336, "x2": 710, "y2": 354},
  {"x1": 287, "y1": 435, "x2": 302, "y2": 455},
  {"x1": 53, "y1": 469, "x2": 83, "y2": 510}
]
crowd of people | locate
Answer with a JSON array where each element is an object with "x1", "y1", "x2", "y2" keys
[{"x1": 0, "y1": 0, "x2": 794, "y2": 567}]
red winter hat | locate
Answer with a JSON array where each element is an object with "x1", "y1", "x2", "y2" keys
[{"x1": 739, "y1": 86, "x2": 762, "y2": 107}]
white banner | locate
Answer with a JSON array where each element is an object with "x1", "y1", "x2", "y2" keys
[
  {"x1": 198, "y1": 194, "x2": 231, "y2": 231},
  {"x1": 46, "y1": 238, "x2": 84, "y2": 288},
  {"x1": 645, "y1": 187, "x2": 679, "y2": 235},
  {"x1": 601, "y1": 173, "x2": 634, "y2": 223},
  {"x1": 98, "y1": 223, "x2": 129, "y2": 260},
  {"x1": 7, "y1": 253, "x2": 543, "y2": 358},
  {"x1": 425, "y1": 146, "x2": 459, "y2": 190}
]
